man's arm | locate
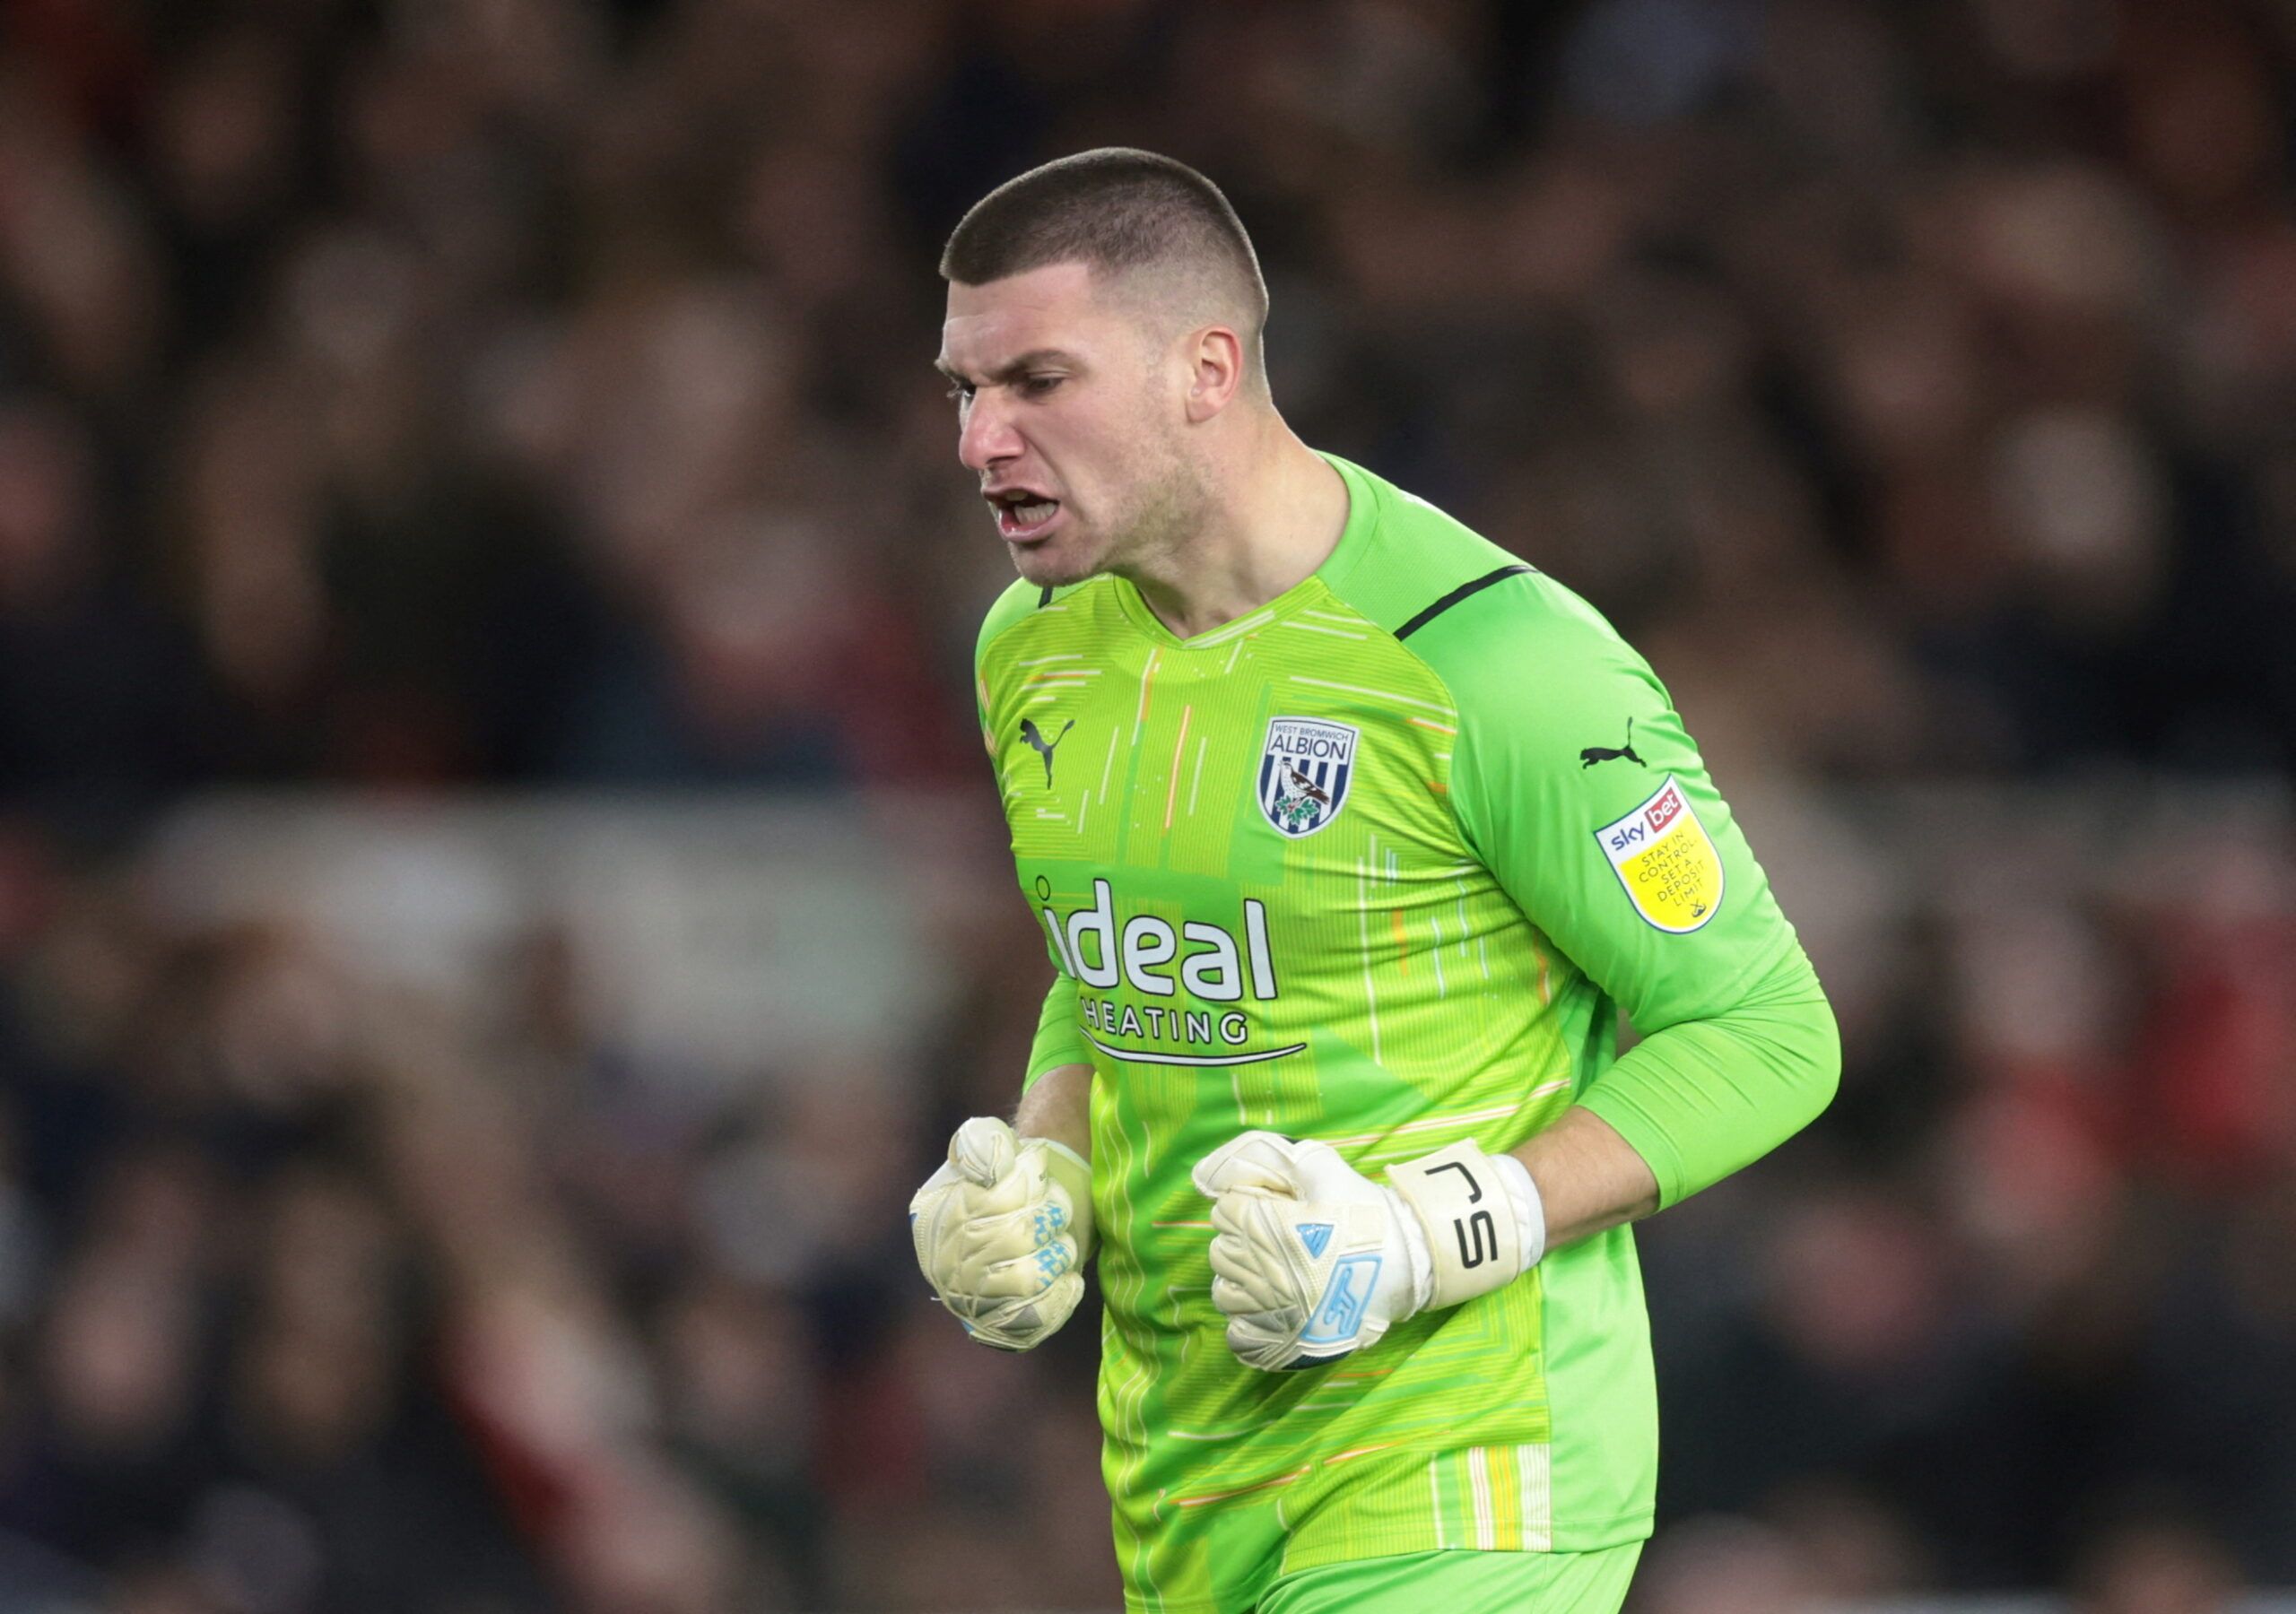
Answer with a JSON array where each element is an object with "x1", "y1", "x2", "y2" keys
[
  {"x1": 1016, "y1": 1060, "x2": 1092, "y2": 1159},
  {"x1": 1512, "y1": 925, "x2": 1839, "y2": 1245},
  {"x1": 926, "y1": 581, "x2": 1099, "y2": 1349},
  {"x1": 1429, "y1": 579, "x2": 1839, "y2": 1216},
  {"x1": 980, "y1": 576, "x2": 1094, "y2": 1163},
  {"x1": 1509, "y1": 1106, "x2": 1658, "y2": 1251}
]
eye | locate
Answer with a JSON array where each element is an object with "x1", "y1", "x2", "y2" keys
[
  {"x1": 1019, "y1": 374, "x2": 1064, "y2": 398},
  {"x1": 944, "y1": 382, "x2": 974, "y2": 403}
]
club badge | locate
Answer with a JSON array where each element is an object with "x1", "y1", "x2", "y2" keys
[
  {"x1": 1595, "y1": 775, "x2": 1725, "y2": 933},
  {"x1": 1257, "y1": 716, "x2": 1357, "y2": 837}
]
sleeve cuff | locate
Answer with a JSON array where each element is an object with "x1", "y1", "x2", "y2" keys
[{"x1": 1575, "y1": 1083, "x2": 1689, "y2": 1210}]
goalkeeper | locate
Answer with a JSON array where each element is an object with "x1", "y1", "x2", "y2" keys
[{"x1": 911, "y1": 149, "x2": 1839, "y2": 1614}]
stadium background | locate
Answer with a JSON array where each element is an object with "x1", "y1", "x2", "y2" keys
[{"x1": 0, "y1": 0, "x2": 2292, "y2": 1610}]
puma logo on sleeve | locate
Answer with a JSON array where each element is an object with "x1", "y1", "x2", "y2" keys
[
  {"x1": 1579, "y1": 718, "x2": 1646, "y2": 769},
  {"x1": 1021, "y1": 717, "x2": 1075, "y2": 787}
]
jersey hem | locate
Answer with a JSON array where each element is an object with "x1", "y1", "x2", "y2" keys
[
  {"x1": 1115, "y1": 1514, "x2": 1657, "y2": 1614},
  {"x1": 1279, "y1": 1511, "x2": 1655, "y2": 1574}
]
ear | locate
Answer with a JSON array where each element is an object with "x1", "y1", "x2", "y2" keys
[{"x1": 1182, "y1": 325, "x2": 1247, "y2": 423}]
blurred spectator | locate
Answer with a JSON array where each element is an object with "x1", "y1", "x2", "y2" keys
[
  {"x1": 1628, "y1": 1514, "x2": 1824, "y2": 1613},
  {"x1": 2069, "y1": 1507, "x2": 2249, "y2": 1614}
]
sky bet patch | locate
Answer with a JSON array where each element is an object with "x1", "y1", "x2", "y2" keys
[{"x1": 1596, "y1": 776, "x2": 1725, "y2": 933}]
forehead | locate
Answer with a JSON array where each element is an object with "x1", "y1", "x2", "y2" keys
[{"x1": 939, "y1": 261, "x2": 1133, "y2": 370}]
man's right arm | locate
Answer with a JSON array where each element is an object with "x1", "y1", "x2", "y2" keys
[
  {"x1": 1024, "y1": 963, "x2": 1092, "y2": 1089},
  {"x1": 920, "y1": 584, "x2": 1097, "y2": 1347},
  {"x1": 1438, "y1": 580, "x2": 1839, "y2": 1220},
  {"x1": 1017, "y1": 1059, "x2": 1091, "y2": 1159},
  {"x1": 985, "y1": 577, "x2": 1094, "y2": 1163}
]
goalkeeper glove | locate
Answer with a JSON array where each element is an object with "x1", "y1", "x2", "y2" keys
[
  {"x1": 909, "y1": 1116, "x2": 1093, "y2": 1351},
  {"x1": 1191, "y1": 1131, "x2": 1544, "y2": 1371}
]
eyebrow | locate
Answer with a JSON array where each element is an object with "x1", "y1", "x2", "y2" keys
[{"x1": 935, "y1": 348, "x2": 1081, "y2": 386}]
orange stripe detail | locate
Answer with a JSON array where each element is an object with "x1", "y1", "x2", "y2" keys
[
  {"x1": 1390, "y1": 909, "x2": 1409, "y2": 972},
  {"x1": 1163, "y1": 705, "x2": 1192, "y2": 830},
  {"x1": 1135, "y1": 648, "x2": 1160, "y2": 732},
  {"x1": 1408, "y1": 716, "x2": 1457, "y2": 733},
  {"x1": 1172, "y1": 1465, "x2": 1312, "y2": 1507}
]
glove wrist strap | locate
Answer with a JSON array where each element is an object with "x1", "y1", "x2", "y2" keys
[
  {"x1": 1381, "y1": 1186, "x2": 1437, "y2": 1314},
  {"x1": 1387, "y1": 1141, "x2": 1544, "y2": 1308},
  {"x1": 1035, "y1": 1136, "x2": 1091, "y2": 1180}
]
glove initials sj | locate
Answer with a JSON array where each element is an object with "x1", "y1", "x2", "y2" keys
[
  {"x1": 910, "y1": 1116, "x2": 1094, "y2": 1351},
  {"x1": 1191, "y1": 1132, "x2": 1545, "y2": 1371}
]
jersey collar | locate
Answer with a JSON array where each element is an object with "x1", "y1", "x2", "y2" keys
[{"x1": 1107, "y1": 451, "x2": 1381, "y2": 650}]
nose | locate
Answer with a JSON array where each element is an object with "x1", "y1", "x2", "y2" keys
[{"x1": 958, "y1": 387, "x2": 1022, "y2": 474}]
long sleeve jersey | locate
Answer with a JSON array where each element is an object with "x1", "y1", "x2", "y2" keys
[{"x1": 974, "y1": 452, "x2": 1839, "y2": 1614}]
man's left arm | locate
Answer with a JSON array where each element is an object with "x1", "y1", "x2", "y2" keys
[
  {"x1": 1508, "y1": 943, "x2": 1836, "y2": 1249},
  {"x1": 1448, "y1": 584, "x2": 1840, "y2": 1251}
]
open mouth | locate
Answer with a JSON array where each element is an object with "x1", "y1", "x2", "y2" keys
[{"x1": 990, "y1": 490, "x2": 1062, "y2": 542}]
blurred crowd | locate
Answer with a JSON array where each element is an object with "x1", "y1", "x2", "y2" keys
[
  {"x1": 3, "y1": 0, "x2": 2293, "y2": 819},
  {"x1": 0, "y1": 0, "x2": 2292, "y2": 1609}
]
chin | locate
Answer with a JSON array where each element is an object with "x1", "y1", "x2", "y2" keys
[{"x1": 1012, "y1": 534, "x2": 1105, "y2": 590}]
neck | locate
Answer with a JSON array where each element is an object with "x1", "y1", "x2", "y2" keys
[{"x1": 1121, "y1": 418, "x2": 1349, "y2": 640}]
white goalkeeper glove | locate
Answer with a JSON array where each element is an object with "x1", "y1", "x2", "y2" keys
[
  {"x1": 909, "y1": 1116, "x2": 1094, "y2": 1351},
  {"x1": 1191, "y1": 1132, "x2": 1545, "y2": 1371}
]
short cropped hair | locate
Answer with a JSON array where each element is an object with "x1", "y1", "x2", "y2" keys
[{"x1": 941, "y1": 148, "x2": 1269, "y2": 359}]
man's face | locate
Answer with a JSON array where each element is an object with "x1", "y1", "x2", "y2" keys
[{"x1": 938, "y1": 262, "x2": 1203, "y2": 588}]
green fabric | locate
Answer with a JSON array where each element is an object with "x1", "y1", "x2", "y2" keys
[
  {"x1": 1378, "y1": 499, "x2": 1839, "y2": 1206},
  {"x1": 1257, "y1": 1542, "x2": 1642, "y2": 1614},
  {"x1": 970, "y1": 453, "x2": 1837, "y2": 1614},
  {"x1": 1028, "y1": 972, "x2": 1091, "y2": 1083},
  {"x1": 1576, "y1": 947, "x2": 1837, "y2": 1207},
  {"x1": 978, "y1": 585, "x2": 1097, "y2": 1083}
]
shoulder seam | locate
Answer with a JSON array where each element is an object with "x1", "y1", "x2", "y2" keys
[
  {"x1": 1347, "y1": 593, "x2": 1492, "y2": 878},
  {"x1": 978, "y1": 574, "x2": 1118, "y2": 673},
  {"x1": 1393, "y1": 564, "x2": 1538, "y2": 641}
]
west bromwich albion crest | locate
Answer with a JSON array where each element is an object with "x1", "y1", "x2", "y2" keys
[{"x1": 1257, "y1": 716, "x2": 1358, "y2": 837}]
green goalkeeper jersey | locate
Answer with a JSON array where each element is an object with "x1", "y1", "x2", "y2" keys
[{"x1": 974, "y1": 454, "x2": 1836, "y2": 1614}]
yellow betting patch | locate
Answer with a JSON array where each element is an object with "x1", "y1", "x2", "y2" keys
[{"x1": 1594, "y1": 775, "x2": 1724, "y2": 933}]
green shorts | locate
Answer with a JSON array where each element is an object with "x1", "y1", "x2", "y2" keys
[{"x1": 1256, "y1": 1544, "x2": 1643, "y2": 1614}]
